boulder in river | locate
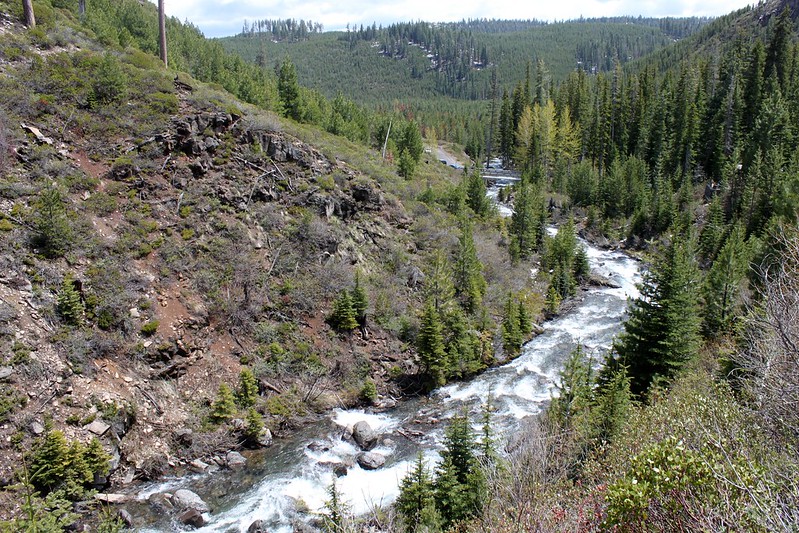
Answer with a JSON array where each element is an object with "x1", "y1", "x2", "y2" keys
[
  {"x1": 178, "y1": 508, "x2": 206, "y2": 528},
  {"x1": 357, "y1": 452, "x2": 386, "y2": 470},
  {"x1": 247, "y1": 519, "x2": 269, "y2": 532},
  {"x1": 226, "y1": 450, "x2": 247, "y2": 469},
  {"x1": 352, "y1": 421, "x2": 377, "y2": 450},
  {"x1": 171, "y1": 489, "x2": 210, "y2": 513}
]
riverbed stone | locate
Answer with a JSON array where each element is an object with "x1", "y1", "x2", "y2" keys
[
  {"x1": 178, "y1": 508, "x2": 206, "y2": 528},
  {"x1": 226, "y1": 450, "x2": 247, "y2": 469},
  {"x1": 189, "y1": 459, "x2": 210, "y2": 473},
  {"x1": 352, "y1": 421, "x2": 377, "y2": 450},
  {"x1": 117, "y1": 509, "x2": 134, "y2": 527},
  {"x1": 257, "y1": 427, "x2": 273, "y2": 447},
  {"x1": 147, "y1": 492, "x2": 174, "y2": 512},
  {"x1": 247, "y1": 519, "x2": 268, "y2": 532},
  {"x1": 171, "y1": 489, "x2": 210, "y2": 513},
  {"x1": 357, "y1": 451, "x2": 386, "y2": 470}
]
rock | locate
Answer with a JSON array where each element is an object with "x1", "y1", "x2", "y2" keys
[
  {"x1": 307, "y1": 440, "x2": 330, "y2": 452},
  {"x1": 189, "y1": 459, "x2": 210, "y2": 473},
  {"x1": 175, "y1": 428, "x2": 194, "y2": 446},
  {"x1": 171, "y1": 489, "x2": 210, "y2": 513},
  {"x1": 85, "y1": 419, "x2": 111, "y2": 436},
  {"x1": 178, "y1": 508, "x2": 206, "y2": 528},
  {"x1": 357, "y1": 452, "x2": 386, "y2": 470},
  {"x1": 94, "y1": 493, "x2": 132, "y2": 504},
  {"x1": 147, "y1": 492, "x2": 174, "y2": 512},
  {"x1": 247, "y1": 519, "x2": 269, "y2": 532},
  {"x1": 117, "y1": 509, "x2": 134, "y2": 527},
  {"x1": 226, "y1": 451, "x2": 247, "y2": 469},
  {"x1": 30, "y1": 421, "x2": 45, "y2": 435},
  {"x1": 332, "y1": 463, "x2": 348, "y2": 477},
  {"x1": 129, "y1": 308, "x2": 141, "y2": 318},
  {"x1": 257, "y1": 427, "x2": 273, "y2": 448},
  {"x1": 352, "y1": 421, "x2": 378, "y2": 451},
  {"x1": 0, "y1": 367, "x2": 13, "y2": 381}
]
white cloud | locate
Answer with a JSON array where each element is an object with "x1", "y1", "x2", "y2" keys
[{"x1": 161, "y1": 0, "x2": 753, "y2": 37}]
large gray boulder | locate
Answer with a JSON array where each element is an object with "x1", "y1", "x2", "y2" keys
[
  {"x1": 357, "y1": 452, "x2": 386, "y2": 470},
  {"x1": 352, "y1": 421, "x2": 378, "y2": 451},
  {"x1": 171, "y1": 489, "x2": 209, "y2": 513}
]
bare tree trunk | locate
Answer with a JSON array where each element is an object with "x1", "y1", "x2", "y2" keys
[
  {"x1": 158, "y1": 0, "x2": 167, "y2": 67},
  {"x1": 22, "y1": 0, "x2": 36, "y2": 28},
  {"x1": 79, "y1": 0, "x2": 85, "y2": 16}
]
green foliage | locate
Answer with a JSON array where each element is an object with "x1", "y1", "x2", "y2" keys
[
  {"x1": 56, "y1": 274, "x2": 84, "y2": 326},
  {"x1": 236, "y1": 368, "x2": 259, "y2": 408},
  {"x1": 322, "y1": 479, "x2": 350, "y2": 532},
  {"x1": 605, "y1": 437, "x2": 712, "y2": 528},
  {"x1": 397, "y1": 148, "x2": 416, "y2": 179},
  {"x1": 433, "y1": 415, "x2": 485, "y2": 528},
  {"x1": 328, "y1": 290, "x2": 358, "y2": 332},
  {"x1": 611, "y1": 235, "x2": 702, "y2": 396},
  {"x1": 242, "y1": 408, "x2": 264, "y2": 444},
  {"x1": 417, "y1": 301, "x2": 448, "y2": 389},
  {"x1": 550, "y1": 345, "x2": 593, "y2": 428},
  {"x1": 359, "y1": 379, "x2": 377, "y2": 404},
  {"x1": 501, "y1": 292, "x2": 522, "y2": 355},
  {"x1": 702, "y1": 223, "x2": 751, "y2": 336},
  {"x1": 0, "y1": 386, "x2": 26, "y2": 424},
  {"x1": 139, "y1": 320, "x2": 159, "y2": 336},
  {"x1": 509, "y1": 181, "x2": 545, "y2": 261},
  {"x1": 277, "y1": 57, "x2": 302, "y2": 121},
  {"x1": 89, "y1": 53, "x2": 127, "y2": 108},
  {"x1": 350, "y1": 271, "x2": 368, "y2": 327},
  {"x1": 453, "y1": 218, "x2": 486, "y2": 314},
  {"x1": 32, "y1": 186, "x2": 72, "y2": 259},
  {"x1": 396, "y1": 453, "x2": 440, "y2": 532},
  {"x1": 209, "y1": 383, "x2": 237, "y2": 424},
  {"x1": 28, "y1": 430, "x2": 109, "y2": 499}
]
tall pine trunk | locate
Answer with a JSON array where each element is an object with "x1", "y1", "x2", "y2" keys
[
  {"x1": 158, "y1": 0, "x2": 167, "y2": 67},
  {"x1": 22, "y1": 0, "x2": 35, "y2": 28}
]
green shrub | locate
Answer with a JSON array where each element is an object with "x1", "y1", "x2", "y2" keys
[
  {"x1": 359, "y1": 379, "x2": 377, "y2": 404},
  {"x1": 57, "y1": 274, "x2": 85, "y2": 326},
  {"x1": 236, "y1": 368, "x2": 259, "y2": 408},
  {"x1": 140, "y1": 320, "x2": 159, "y2": 336},
  {"x1": 209, "y1": 383, "x2": 237, "y2": 424},
  {"x1": 89, "y1": 54, "x2": 127, "y2": 108}
]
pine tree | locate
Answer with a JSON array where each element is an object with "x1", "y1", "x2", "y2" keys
[
  {"x1": 464, "y1": 168, "x2": 490, "y2": 217},
  {"x1": 550, "y1": 345, "x2": 593, "y2": 428},
  {"x1": 322, "y1": 479, "x2": 349, "y2": 532},
  {"x1": 242, "y1": 408, "x2": 265, "y2": 445},
  {"x1": 30, "y1": 430, "x2": 70, "y2": 493},
  {"x1": 453, "y1": 219, "x2": 486, "y2": 314},
  {"x1": 613, "y1": 236, "x2": 701, "y2": 396},
  {"x1": 502, "y1": 292, "x2": 522, "y2": 355},
  {"x1": 591, "y1": 367, "x2": 633, "y2": 445},
  {"x1": 397, "y1": 148, "x2": 416, "y2": 178},
  {"x1": 350, "y1": 271, "x2": 368, "y2": 327},
  {"x1": 33, "y1": 186, "x2": 72, "y2": 259},
  {"x1": 509, "y1": 181, "x2": 544, "y2": 261},
  {"x1": 277, "y1": 57, "x2": 302, "y2": 121},
  {"x1": 236, "y1": 368, "x2": 259, "y2": 408},
  {"x1": 329, "y1": 290, "x2": 358, "y2": 332},
  {"x1": 702, "y1": 224, "x2": 750, "y2": 336},
  {"x1": 57, "y1": 274, "x2": 84, "y2": 326},
  {"x1": 423, "y1": 250, "x2": 455, "y2": 314},
  {"x1": 434, "y1": 415, "x2": 485, "y2": 527},
  {"x1": 209, "y1": 383, "x2": 237, "y2": 424},
  {"x1": 396, "y1": 453, "x2": 439, "y2": 532},
  {"x1": 417, "y1": 301, "x2": 448, "y2": 388}
]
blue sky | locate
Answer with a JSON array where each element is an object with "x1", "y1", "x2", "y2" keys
[{"x1": 162, "y1": 0, "x2": 754, "y2": 38}]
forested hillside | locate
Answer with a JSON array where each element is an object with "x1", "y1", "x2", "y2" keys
[{"x1": 0, "y1": 0, "x2": 798, "y2": 531}]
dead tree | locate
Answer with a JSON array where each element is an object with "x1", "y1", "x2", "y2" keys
[
  {"x1": 158, "y1": 0, "x2": 167, "y2": 67},
  {"x1": 22, "y1": 0, "x2": 36, "y2": 28}
]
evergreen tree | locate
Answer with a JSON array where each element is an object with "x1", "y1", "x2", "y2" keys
[
  {"x1": 401, "y1": 120, "x2": 424, "y2": 163},
  {"x1": 209, "y1": 383, "x2": 237, "y2": 424},
  {"x1": 329, "y1": 290, "x2": 358, "y2": 332},
  {"x1": 322, "y1": 479, "x2": 349, "y2": 532},
  {"x1": 350, "y1": 270, "x2": 369, "y2": 328},
  {"x1": 509, "y1": 181, "x2": 544, "y2": 261},
  {"x1": 277, "y1": 57, "x2": 302, "y2": 121},
  {"x1": 417, "y1": 301, "x2": 448, "y2": 388},
  {"x1": 29, "y1": 430, "x2": 70, "y2": 493},
  {"x1": 453, "y1": 219, "x2": 486, "y2": 314},
  {"x1": 502, "y1": 292, "x2": 522, "y2": 355},
  {"x1": 613, "y1": 236, "x2": 702, "y2": 396},
  {"x1": 464, "y1": 168, "x2": 491, "y2": 217},
  {"x1": 702, "y1": 224, "x2": 750, "y2": 336},
  {"x1": 57, "y1": 274, "x2": 84, "y2": 326},
  {"x1": 396, "y1": 453, "x2": 439, "y2": 532},
  {"x1": 434, "y1": 415, "x2": 485, "y2": 528},
  {"x1": 236, "y1": 368, "x2": 259, "y2": 408},
  {"x1": 423, "y1": 251, "x2": 455, "y2": 314},
  {"x1": 550, "y1": 345, "x2": 593, "y2": 428},
  {"x1": 397, "y1": 148, "x2": 416, "y2": 178},
  {"x1": 33, "y1": 186, "x2": 72, "y2": 259},
  {"x1": 591, "y1": 367, "x2": 633, "y2": 445}
]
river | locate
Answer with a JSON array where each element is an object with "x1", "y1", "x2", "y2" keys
[{"x1": 130, "y1": 192, "x2": 642, "y2": 532}]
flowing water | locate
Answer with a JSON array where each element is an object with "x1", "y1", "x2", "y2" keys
[{"x1": 130, "y1": 191, "x2": 642, "y2": 532}]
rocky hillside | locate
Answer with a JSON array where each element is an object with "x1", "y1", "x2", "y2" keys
[{"x1": 0, "y1": 4, "x2": 546, "y2": 527}]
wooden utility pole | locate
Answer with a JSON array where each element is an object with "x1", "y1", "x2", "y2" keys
[
  {"x1": 158, "y1": 0, "x2": 168, "y2": 67},
  {"x1": 22, "y1": 0, "x2": 36, "y2": 28}
]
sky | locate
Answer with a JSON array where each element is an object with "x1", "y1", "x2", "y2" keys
[{"x1": 163, "y1": 0, "x2": 755, "y2": 38}]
